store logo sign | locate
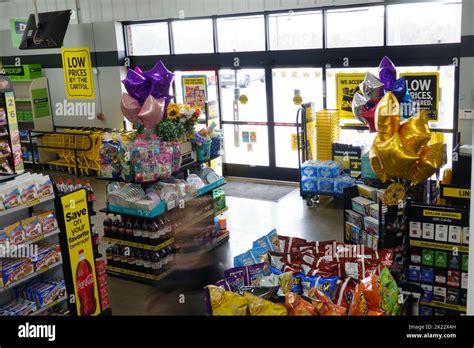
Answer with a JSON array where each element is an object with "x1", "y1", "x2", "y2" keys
[
  {"x1": 18, "y1": 323, "x2": 56, "y2": 341},
  {"x1": 55, "y1": 100, "x2": 96, "y2": 120}
]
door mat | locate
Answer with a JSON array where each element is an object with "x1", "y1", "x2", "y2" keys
[{"x1": 223, "y1": 180, "x2": 297, "y2": 202}]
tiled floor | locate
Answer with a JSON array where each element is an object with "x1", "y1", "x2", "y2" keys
[{"x1": 46, "y1": 171, "x2": 344, "y2": 315}]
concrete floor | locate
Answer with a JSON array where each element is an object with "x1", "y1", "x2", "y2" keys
[{"x1": 46, "y1": 171, "x2": 344, "y2": 315}]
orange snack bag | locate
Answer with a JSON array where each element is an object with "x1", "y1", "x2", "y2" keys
[{"x1": 285, "y1": 293, "x2": 316, "y2": 316}]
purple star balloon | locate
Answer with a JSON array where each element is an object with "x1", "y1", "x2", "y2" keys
[
  {"x1": 121, "y1": 68, "x2": 150, "y2": 105},
  {"x1": 378, "y1": 56, "x2": 397, "y2": 91},
  {"x1": 143, "y1": 60, "x2": 175, "y2": 100}
]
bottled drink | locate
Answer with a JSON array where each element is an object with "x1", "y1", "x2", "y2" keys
[
  {"x1": 84, "y1": 180, "x2": 95, "y2": 205},
  {"x1": 111, "y1": 219, "x2": 119, "y2": 239},
  {"x1": 142, "y1": 251, "x2": 151, "y2": 274},
  {"x1": 159, "y1": 249, "x2": 168, "y2": 272},
  {"x1": 163, "y1": 216, "x2": 173, "y2": 241},
  {"x1": 103, "y1": 219, "x2": 112, "y2": 238},
  {"x1": 151, "y1": 252, "x2": 161, "y2": 276},
  {"x1": 105, "y1": 246, "x2": 114, "y2": 267},
  {"x1": 148, "y1": 221, "x2": 160, "y2": 246},
  {"x1": 56, "y1": 178, "x2": 65, "y2": 193},
  {"x1": 135, "y1": 248, "x2": 144, "y2": 274},
  {"x1": 75, "y1": 179, "x2": 83, "y2": 190},
  {"x1": 125, "y1": 222, "x2": 134, "y2": 242},
  {"x1": 65, "y1": 179, "x2": 74, "y2": 193},
  {"x1": 76, "y1": 249, "x2": 97, "y2": 316},
  {"x1": 118, "y1": 221, "x2": 126, "y2": 241},
  {"x1": 120, "y1": 246, "x2": 129, "y2": 269},
  {"x1": 127, "y1": 248, "x2": 136, "y2": 271},
  {"x1": 141, "y1": 221, "x2": 150, "y2": 245},
  {"x1": 133, "y1": 220, "x2": 142, "y2": 244},
  {"x1": 112, "y1": 244, "x2": 121, "y2": 266}
]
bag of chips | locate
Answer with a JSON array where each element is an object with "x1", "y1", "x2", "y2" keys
[
  {"x1": 270, "y1": 266, "x2": 302, "y2": 294},
  {"x1": 285, "y1": 293, "x2": 316, "y2": 316},
  {"x1": 278, "y1": 236, "x2": 307, "y2": 254},
  {"x1": 334, "y1": 277, "x2": 357, "y2": 309},
  {"x1": 215, "y1": 271, "x2": 245, "y2": 292},
  {"x1": 234, "y1": 247, "x2": 269, "y2": 267},
  {"x1": 301, "y1": 256, "x2": 341, "y2": 277},
  {"x1": 259, "y1": 271, "x2": 293, "y2": 296},
  {"x1": 379, "y1": 267, "x2": 400, "y2": 316},
  {"x1": 309, "y1": 288, "x2": 347, "y2": 316},
  {"x1": 244, "y1": 292, "x2": 287, "y2": 316},
  {"x1": 253, "y1": 229, "x2": 280, "y2": 252},
  {"x1": 300, "y1": 274, "x2": 339, "y2": 299},
  {"x1": 204, "y1": 285, "x2": 248, "y2": 316},
  {"x1": 224, "y1": 263, "x2": 269, "y2": 288},
  {"x1": 348, "y1": 274, "x2": 385, "y2": 316}
]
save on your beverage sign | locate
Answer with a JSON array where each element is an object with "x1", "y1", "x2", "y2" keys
[
  {"x1": 61, "y1": 47, "x2": 95, "y2": 99},
  {"x1": 60, "y1": 189, "x2": 100, "y2": 316}
]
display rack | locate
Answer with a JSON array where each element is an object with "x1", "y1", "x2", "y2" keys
[{"x1": 99, "y1": 164, "x2": 229, "y2": 284}]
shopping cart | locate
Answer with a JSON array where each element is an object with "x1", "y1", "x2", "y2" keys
[{"x1": 296, "y1": 105, "x2": 342, "y2": 207}]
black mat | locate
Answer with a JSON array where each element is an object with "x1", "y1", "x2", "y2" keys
[{"x1": 223, "y1": 180, "x2": 297, "y2": 202}]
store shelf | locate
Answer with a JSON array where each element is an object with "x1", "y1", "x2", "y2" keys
[
  {"x1": 207, "y1": 231, "x2": 230, "y2": 251},
  {"x1": 409, "y1": 239, "x2": 469, "y2": 254},
  {"x1": 11, "y1": 80, "x2": 34, "y2": 83},
  {"x1": 0, "y1": 194, "x2": 55, "y2": 217},
  {"x1": 420, "y1": 300, "x2": 466, "y2": 313},
  {"x1": 18, "y1": 120, "x2": 34, "y2": 124},
  {"x1": 30, "y1": 295, "x2": 67, "y2": 315},
  {"x1": 177, "y1": 207, "x2": 228, "y2": 233},
  {"x1": 106, "y1": 266, "x2": 171, "y2": 282},
  {"x1": 15, "y1": 98, "x2": 31, "y2": 103},
  {"x1": 100, "y1": 178, "x2": 225, "y2": 219},
  {"x1": 0, "y1": 260, "x2": 63, "y2": 292},
  {"x1": 102, "y1": 237, "x2": 174, "y2": 251},
  {"x1": 4, "y1": 229, "x2": 61, "y2": 250}
]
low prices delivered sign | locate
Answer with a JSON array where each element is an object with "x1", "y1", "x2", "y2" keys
[
  {"x1": 401, "y1": 72, "x2": 440, "y2": 122},
  {"x1": 61, "y1": 47, "x2": 95, "y2": 99},
  {"x1": 61, "y1": 189, "x2": 100, "y2": 316}
]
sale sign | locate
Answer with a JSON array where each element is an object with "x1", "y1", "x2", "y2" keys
[
  {"x1": 400, "y1": 72, "x2": 440, "y2": 122},
  {"x1": 61, "y1": 47, "x2": 95, "y2": 99}
]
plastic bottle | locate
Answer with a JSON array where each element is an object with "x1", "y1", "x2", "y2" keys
[
  {"x1": 65, "y1": 179, "x2": 74, "y2": 193},
  {"x1": 141, "y1": 221, "x2": 150, "y2": 245},
  {"x1": 133, "y1": 220, "x2": 142, "y2": 244},
  {"x1": 56, "y1": 178, "x2": 65, "y2": 193},
  {"x1": 135, "y1": 248, "x2": 144, "y2": 273},
  {"x1": 75, "y1": 179, "x2": 83, "y2": 190},
  {"x1": 125, "y1": 222, "x2": 134, "y2": 242},
  {"x1": 103, "y1": 218, "x2": 112, "y2": 238},
  {"x1": 118, "y1": 221, "x2": 126, "y2": 241},
  {"x1": 151, "y1": 252, "x2": 161, "y2": 276},
  {"x1": 84, "y1": 180, "x2": 95, "y2": 204},
  {"x1": 120, "y1": 246, "x2": 129, "y2": 269},
  {"x1": 127, "y1": 248, "x2": 136, "y2": 271},
  {"x1": 105, "y1": 246, "x2": 114, "y2": 267},
  {"x1": 110, "y1": 219, "x2": 119, "y2": 239},
  {"x1": 112, "y1": 244, "x2": 121, "y2": 266},
  {"x1": 76, "y1": 249, "x2": 97, "y2": 316},
  {"x1": 142, "y1": 251, "x2": 151, "y2": 274},
  {"x1": 148, "y1": 220, "x2": 160, "y2": 246}
]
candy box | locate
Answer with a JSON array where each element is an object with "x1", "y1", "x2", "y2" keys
[
  {"x1": 4, "y1": 222, "x2": 25, "y2": 245},
  {"x1": 1, "y1": 258, "x2": 34, "y2": 287},
  {"x1": 35, "y1": 281, "x2": 65, "y2": 308},
  {"x1": 22, "y1": 216, "x2": 42, "y2": 241}
]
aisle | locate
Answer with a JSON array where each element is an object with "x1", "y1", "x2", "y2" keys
[{"x1": 42, "y1": 171, "x2": 343, "y2": 315}]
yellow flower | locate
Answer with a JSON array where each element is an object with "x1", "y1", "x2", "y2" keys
[
  {"x1": 184, "y1": 104, "x2": 191, "y2": 111},
  {"x1": 167, "y1": 103, "x2": 181, "y2": 119}
]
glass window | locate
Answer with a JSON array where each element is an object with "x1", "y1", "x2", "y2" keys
[
  {"x1": 172, "y1": 19, "x2": 214, "y2": 54},
  {"x1": 223, "y1": 124, "x2": 269, "y2": 166},
  {"x1": 268, "y1": 11, "x2": 323, "y2": 50},
  {"x1": 219, "y1": 69, "x2": 267, "y2": 122},
  {"x1": 387, "y1": 2, "x2": 462, "y2": 45},
  {"x1": 326, "y1": 6, "x2": 384, "y2": 48},
  {"x1": 126, "y1": 22, "x2": 170, "y2": 56},
  {"x1": 217, "y1": 15, "x2": 265, "y2": 52}
]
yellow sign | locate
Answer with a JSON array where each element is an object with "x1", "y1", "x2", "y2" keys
[
  {"x1": 5, "y1": 92, "x2": 24, "y2": 173},
  {"x1": 182, "y1": 75, "x2": 207, "y2": 109},
  {"x1": 61, "y1": 189, "x2": 100, "y2": 316},
  {"x1": 239, "y1": 94, "x2": 248, "y2": 105},
  {"x1": 442, "y1": 187, "x2": 470, "y2": 199},
  {"x1": 293, "y1": 95, "x2": 303, "y2": 106},
  {"x1": 291, "y1": 134, "x2": 302, "y2": 151},
  {"x1": 61, "y1": 47, "x2": 95, "y2": 99},
  {"x1": 423, "y1": 209, "x2": 461, "y2": 220},
  {"x1": 335, "y1": 73, "x2": 365, "y2": 119}
]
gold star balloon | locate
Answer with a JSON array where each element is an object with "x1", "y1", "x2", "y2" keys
[
  {"x1": 410, "y1": 142, "x2": 446, "y2": 185},
  {"x1": 375, "y1": 92, "x2": 400, "y2": 141},
  {"x1": 399, "y1": 110, "x2": 431, "y2": 154}
]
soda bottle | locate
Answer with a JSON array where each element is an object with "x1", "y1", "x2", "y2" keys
[
  {"x1": 56, "y1": 178, "x2": 64, "y2": 193},
  {"x1": 142, "y1": 251, "x2": 151, "y2": 274},
  {"x1": 75, "y1": 179, "x2": 83, "y2": 190},
  {"x1": 148, "y1": 221, "x2": 160, "y2": 246},
  {"x1": 141, "y1": 221, "x2": 150, "y2": 245},
  {"x1": 135, "y1": 248, "x2": 144, "y2": 274},
  {"x1": 133, "y1": 220, "x2": 142, "y2": 244},
  {"x1": 84, "y1": 180, "x2": 95, "y2": 205},
  {"x1": 127, "y1": 248, "x2": 136, "y2": 271},
  {"x1": 103, "y1": 218, "x2": 111, "y2": 238},
  {"x1": 76, "y1": 249, "x2": 97, "y2": 316},
  {"x1": 121, "y1": 246, "x2": 129, "y2": 269},
  {"x1": 118, "y1": 221, "x2": 126, "y2": 241},
  {"x1": 151, "y1": 252, "x2": 161, "y2": 276},
  {"x1": 105, "y1": 246, "x2": 114, "y2": 267},
  {"x1": 112, "y1": 244, "x2": 121, "y2": 266},
  {"x1": 125, "y1": 222, "x2": 134, "y2": 242},
  {"x1": 65, "y1": 179, "x2": 74, "y2": 193},
  {"x1": 163, "y1": 216, "x2": 173, "y2": 241},
  {"x1": 160, "y1": 249, "x2": 168, "y2": 272}
]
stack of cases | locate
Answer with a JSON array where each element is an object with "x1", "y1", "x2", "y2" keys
[
  {"x1": 344, "y1": 184, "x2": 383, "y2": 250},
  {"x1": 409, "y1": 216, "x2": 469, "y2": 315},
  {"x1": 96, "y1": 260, "x2": 109, "y2": 311},
  {"x1": 316, "y1": 110, "x2": 340, "y2": 161}
]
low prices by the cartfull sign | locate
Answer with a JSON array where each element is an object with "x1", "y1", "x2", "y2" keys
[
  {"x1": 61, "y1": 47, "x2": 95, "y2": 99},
  {"x1": 400, "y1": 72, "x2": 439, "y2": 122},
  {"x1": 61, "y1": 189, "x2": 100, "y2": 316}
]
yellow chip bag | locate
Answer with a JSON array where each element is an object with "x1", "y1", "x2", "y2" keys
[
  {"x1": 244, "y1": 292, "x2": 287, "y2": 316},
  {"x1": 205, "y1": 285, "x2": 248, "y2": 316}
]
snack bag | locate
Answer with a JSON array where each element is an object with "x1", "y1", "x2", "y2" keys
[
  {"x1": 300, "y1": 274, "x2": 339, "y2": 299},
  {"x1": 35, "y1": 211, "x2": 58, "y2": 234},
  {"x1": 349, "y1": 274, "x2": 385, "y2": 316},
  {"x1": 18, "y1": 179, "x2": 39, "y2": 206},
  {"x1": 2, "y1": 184, "x2": 22, "y2": 209},
  {"x1": 270, "y1": 266, "x2": 302, "y2": 294},
  {"x1": 379, "y1": 267, "x2": 400, "y2": 316},
  {"x1": 334, "y1": 277, "x2": 357, "y2": 309},
  {"x1": 35, "y1": 175, "x2": 54, "y2": 198},
  {"x1": 252, "y1": 229, "x2": 280, "y2": 252},
  {"x1": 278, "y1": 236, "x2": 307, "y2": 254},
  {"x1": 284, "y1": 293, "x2": 316, "y2": 316},
  {"x1": 233, "y1": 250, "x2": 254, "y2": 267},
  {"x1": 309, "y1": 288, "x2": 347, "y2": 316},
  {"x1": 259, "y1": 271, "x2": 293, "y2": 296},
  {"x1": 225, "y1": 263, "x2": 269, "y2": 288},
  {"x1": 5, "y1": 222, "x2": 25, "y2": 245},
  {"x1": 155, "y1": 143, "x2": 173, "y2": 179},
  {"x1": 204, "y1": 285, "x2": 248, "y2": 316},
  {"x1": 244, "y1": 292, "x2": 287, "y2": 316},
  {"x1": 222, "y1": 268, "x2": 246, "y2": 291}
]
